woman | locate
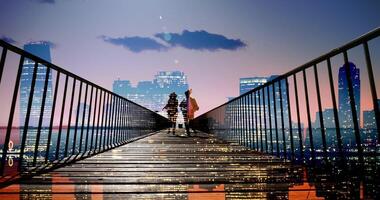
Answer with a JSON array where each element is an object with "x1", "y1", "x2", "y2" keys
[
  {"x1": 163, "y1": 92, "x2": 178, "y2": 134},
  {"x1": 179, "y1": 89, "x2": 199, "y2": 136}
]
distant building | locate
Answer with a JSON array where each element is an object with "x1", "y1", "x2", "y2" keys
[
  {"x1": 338, "y1": 62, "x2": 360, "y2": 129},
  {"x1": 363, "y1": 99, "x2": 380, "y2": 129},
  {"x1": 113, "y1": 79, "x2": 131, "y2": 98},
  {"x1": 20, "y1": 41, "x2": 53, "y2": 127},
  {"x1": 239, "y1": 75, "x2": 289, "y2": 128},
  {"x1": 227, "y1": 97, "x2": 235, "y2": 102},
  {"x1": 240, "y1": 77, "x2": 269, "y2": 95},
  {"x1": 113, "y1": 71, "x2": 189, "y2": 126},
  {"x1": 313, "y1": 108, "x2": 336, "y2": 129}
]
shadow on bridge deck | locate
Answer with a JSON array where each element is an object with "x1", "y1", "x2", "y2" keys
[{"x1": 0, "y1": 129, "x2": 369, "y2": 199}]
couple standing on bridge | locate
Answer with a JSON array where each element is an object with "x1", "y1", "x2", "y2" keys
[{"x1": 163, "y1": 89, "x2": 199, "y2": 136}]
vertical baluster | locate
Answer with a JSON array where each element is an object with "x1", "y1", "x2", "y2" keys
[
  {"x1": 258, "y1": 90, "x2": 263, "y2": 151},
  {"x1": 293, "y1": 74, "x2": 304, "y2": 159},
  {"x1": 326, "y1": 59, "x2": 343, "y2": 159},
  {"x1": 55, "y1": 75, "x2": 68, "y2": 160},
  {"x1": 90, "y1": 87, "x2": 98, "y2": 152},
  {"x1": 314, "y1": 64, "x2": 328, "y2": 161},
  {"x1": 19, "y1": 60, "x2": 39, "y2": 170},
  {"x1": 79, "y1": 84, "x2": 88, "y2": 153},
  {"x1": 343, "y1": 51, "x2": 362, "y2": 161},
  {"x1": 45, "y1": 71, "x2": 60, "y2": 163},
  {"x1": 102, "y1": 93, "x2": 110, "y2": 150},
  {"x1": 99, "y1": 91, "x2": 106, "y2": 151},
  {"x1": 33, "y1": 66, "x2": 51, "y2": 166},
  {"x1": 64, "y1": 78, "x2": 76, "y2": 157},
  {"x1": 0, "y1": 56, "x2": 24, "y2": 175},
  {"x1": 95, "y1": 90, "x2": 104, "y2": 152},
  {"x1": 72, "y1": 81, "x2": 83, "y2": 155},
  {"x1": 279, "y1": 80, "x2": 287, "y2": 158},
  {"x1": 363, "y1": 42, "x2": 380, "y2": 145},
  {"x1": 84, "y1": 86, "x2": 94, "y2": 152},
  {"x1": 0, "y1": 48, "x2": 7, "y2": 84},
  {"x1": 254, "y1": 92, "x2": 259, "y2": 151},
  {"x1": 267, "y1": 86, "x2": 274, "y2": 155},
  {"x1": 286, "y1": 78, "x2": 295, "y2": 159},
  {"x1": 273, "y1": 84, "x2": 280, "y2": 156},
  {"x1": 263, "y1": 88, "x2": 268, "y2": 153},
  {"x1": 303, "y1": 69, "x2": 315, "y2": 160}
]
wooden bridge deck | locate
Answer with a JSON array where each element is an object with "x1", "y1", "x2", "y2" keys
[{"x1": 0, "y1": 130, "x2": 320, "y2": 199}]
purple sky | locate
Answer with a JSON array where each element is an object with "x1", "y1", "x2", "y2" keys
[{"x1": 1, "y1": 0, "x2": 380, "y2": 118}]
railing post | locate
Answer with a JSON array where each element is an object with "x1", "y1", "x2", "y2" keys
[
  {"x1": 363, "y1": 42, "x2": 380, "y2": 144},
  {"x1": 64, "y1": 78, "x2": 76, "y2": 157},
  {"x1": 19, "y1": 60, "x2": 39, "y2": 171},
  {"x1": 279, "y1": 80, "x2": 287, "y2": 158},
  {"x1": 285, "y1": 78, "x2": 295, "y2": 159},
  {"x1": 254, "y1": 92, "x2": 259, "y2": 151},
  {"x1": 0, "y1": 48, "x2": 7, "y2": 84},
  {"x1": 79, "y1": 83, "x2": 88, "y2": 154},
  {"x1": 90, "y1": 88, "x2": 98, "y2": 151},
  {"x1": 56, "y1": 75, "x2": 68, "y2": 160},
  {"x1": 72, "y1": 81, "x2": 83, "y2": 155},
  {"x1": 33, "y1": 66, "x2": 51, "y2": 166},
  {"x1": 267, "y1": 86, "x2": 274, "y2": 154},
  {"x1": 303, "y1": 69, "x2": 315, "y2": 160},
  {"x1": 293, "y1": 74, "x2": 304, "y2": 160},
  {"x1": 0, "y1": 56, "x2": 24, "y2": 175},
  {"x1": 258, "y1": 90, "x2": 263, "y2": 151},
  {"x1": 326, "y1": 58, "x2": 343, "y2": 158},
  {"x1": 343, "y1": 51, "x2": 363, "y2": 162},
  {"x1": 84, "y1": 85, "x2": 94, "y2": 152},
  {"x1": 313, "y1": 64, "x2": 328, "y2": 161},
  {"x1": 45, "y1": 71, "x2": 60, "y2": 164},
  {"x1": 272, "y1": 84, "x2": 280, "y2": 156}
]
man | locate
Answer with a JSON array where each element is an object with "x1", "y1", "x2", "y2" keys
[{"x1": 180, "y1": 89, "x2": 199, "y2": 136}]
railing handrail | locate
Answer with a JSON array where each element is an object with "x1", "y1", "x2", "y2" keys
[
  {"x1": 0, "y1": 40, "x2": 162, "y2": 117},
  {"x1": 197, "y1": 27, "x2": 380, "y2": 118}
]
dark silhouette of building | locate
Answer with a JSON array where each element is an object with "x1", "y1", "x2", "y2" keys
[
  {"x1": 363, "y1": 99, "x2": 380, "y2": 129},
  {"x1": 314, "y1": 108, "x2": 336, "y2": 129},
  {"x1": 338, "y1": 62, "x2": 360, "y2": 129}
]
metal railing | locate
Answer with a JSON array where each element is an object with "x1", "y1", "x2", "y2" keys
[
  {"x1": 0, "y1": 40, "x2": 170, "y2": 178},
  {"x1": 193, "y1": 28, "x2": 380, "y2": 163}
]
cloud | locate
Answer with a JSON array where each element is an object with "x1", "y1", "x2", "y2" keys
[
  {"x1": 0, "y1": 35, "x2": 17, "y2": 44},
  {"x1": 155, "y1": 30, "x2": 247, "y2": 51},
  {"x1": 99, "y1": 35, "x2": 168, "y2": 53},
  {"x1": 26, "y1": 40, "x2": 57, "y2": 48},
  {"x1": 32, "y1": 0, "x2": 55, "y2": 4}
]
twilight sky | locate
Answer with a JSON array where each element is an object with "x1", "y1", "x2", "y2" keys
[{"x1": 1, "y1": 0, "x2": 380, "y2": 117}]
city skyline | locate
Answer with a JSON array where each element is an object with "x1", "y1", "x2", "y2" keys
[
  {"x1": 1, "y1": 0, "x2": 380, "y2": 117},
  {"x1": 113, "y1": 71, "x2": 189, "y2": 125},
  {"x1": 0, "y1": 1, "x2": 378, "y2": 198}
]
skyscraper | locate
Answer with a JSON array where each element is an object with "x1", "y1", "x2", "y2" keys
[
  {"x1": 313, "y1": 108, "x2": 336, "y2": 129},
  {"x1": 239, "y1": 75, "x2": 289, "y2": 128},
  {"x1": 238, "y1": 75, "x2": 291, "y2": 150},
  {"x1": 20, "y1": 41, "x2": 53, "y2": 127},
  {"x1": 240, "y1": 77, "x2": 269, "y2": 95},
  {"x1": 338, "y1": 62, "x2": 360, "y2": 129}
]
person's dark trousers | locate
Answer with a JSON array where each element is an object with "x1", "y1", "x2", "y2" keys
[
  {"x1": 189, "y1": 120, "x2": 197, "y2": 133},
  {"x1": 184, "y1": 121, "x2": 190, "y2": 136}
]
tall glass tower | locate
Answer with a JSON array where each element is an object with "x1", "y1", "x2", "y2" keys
[
  {"x1": 20, "y1": 41, "x2": 53, "y2": 127},
  {"x1": 338, "y1": 62, "x2": 360, "y2": 129},
  {"x1": 239, "y1": 75, "x2": 289, "y2": 128}
]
